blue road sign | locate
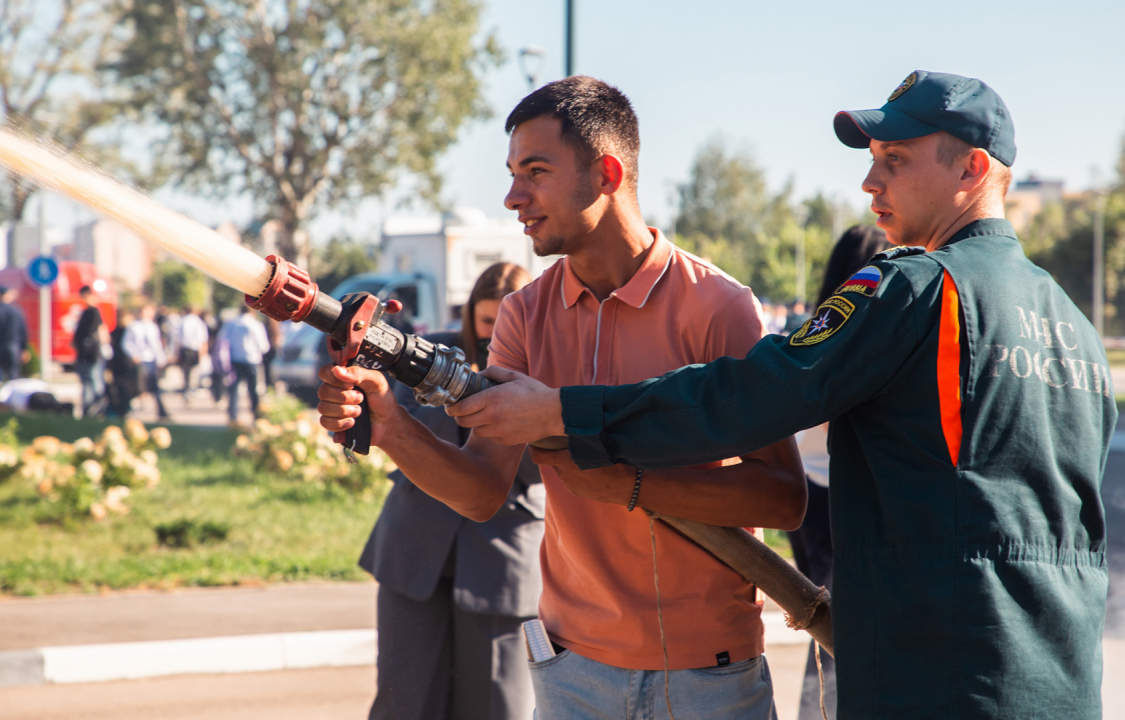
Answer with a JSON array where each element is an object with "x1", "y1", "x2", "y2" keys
[{"x1": 27, "y1": 255, "x2": 60, "y2": 287}]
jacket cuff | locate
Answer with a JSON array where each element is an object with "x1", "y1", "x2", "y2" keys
[{"x1": 560, "y1": 385, "x2": 613, "y2": 469}]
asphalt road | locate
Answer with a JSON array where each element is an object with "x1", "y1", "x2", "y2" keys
[{"x1": 0, "y1": 647, "x2": 812, "y2": 720}]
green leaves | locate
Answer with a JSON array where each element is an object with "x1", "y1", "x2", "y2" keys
[
  {"x1": 112, "y1": 0, "x2": 500, "y2": 264},
  {"x1": 674, "y1": 139, "x2": 857, "y2": 304}
]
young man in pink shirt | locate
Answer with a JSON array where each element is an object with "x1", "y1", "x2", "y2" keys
[{"x1": 319, "y1": 77, "x2": 806, "y2": 719}]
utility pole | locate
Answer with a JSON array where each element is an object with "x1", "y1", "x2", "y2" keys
[
  {"x1": 565, "y1": 0, "x2": 574, "y2": 76},
  {"x1": 38, "y1": 193, "x2": 50, "y2": 381},
  {"x1": 1093, "y1": 191, "x2": 1106, "y2": 336}
]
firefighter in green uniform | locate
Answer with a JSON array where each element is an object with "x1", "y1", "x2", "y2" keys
[{"x1": 447, "y1": 71, "x2": 1117, "y2": 719}]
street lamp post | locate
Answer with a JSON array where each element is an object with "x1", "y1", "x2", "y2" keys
[
  {"x1": 38, "y1": 192, "x2": 50, "y2": 381},
  {"x1": 518, "y1": 47, "x2": 546, "y2": 92},
  {"x1": 1093, "y1": 191, "x2": 1106, "y2": 336},
  {"x1": 565, "y1": 0, "x2": 574, "y2": 76}
]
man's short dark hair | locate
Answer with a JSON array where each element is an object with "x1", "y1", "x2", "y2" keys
[
  {"x1": 78, "y1": 285, "x2": 93, "y2": 297},
  {"x1": 505, "y1": 76, "x2": 640, "y2": 191}
]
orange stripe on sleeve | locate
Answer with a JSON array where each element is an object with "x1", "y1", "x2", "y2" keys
[{"x1": 937, "y1": 269, "x2": 963, "y2": 466}]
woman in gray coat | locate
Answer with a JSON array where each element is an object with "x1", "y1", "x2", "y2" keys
[{"x1": 360, "y1": 263, "x2": 543, "y2": 720}]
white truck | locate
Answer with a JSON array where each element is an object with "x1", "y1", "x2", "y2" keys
[
  {"x1": 380, "y1": 207, "x2": 560, "y2": 331},
  {"x1": 276, "y1": 208, "x2": 559, "y2": 400}
]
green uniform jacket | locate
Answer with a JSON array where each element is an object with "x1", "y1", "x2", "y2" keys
[{"x1": 562, "y1": 219, "x2": 1115, "y2": 719}]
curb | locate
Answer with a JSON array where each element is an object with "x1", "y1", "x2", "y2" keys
[
  {"x1": 0, "y1": 612, "x2": 810, "y2": 690},
  {"x1": 0, "y1": 629, "x2": 376, "y2": 689}
]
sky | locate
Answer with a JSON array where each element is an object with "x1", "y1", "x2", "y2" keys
[{"x1": 46, "y1": 0, "x2": 1125, "y2": 243}]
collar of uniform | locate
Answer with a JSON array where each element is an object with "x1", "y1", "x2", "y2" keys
[
  {"x1": 942, "y1": 217, "x2": 1016, "y2": 247},
  {"x1": 560, "y1": 228, "x2": 674, "y2": 309}
]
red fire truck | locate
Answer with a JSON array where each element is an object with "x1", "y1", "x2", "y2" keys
[{"x1": 0, "y1": 262, "x2": 117, "y2": 365}]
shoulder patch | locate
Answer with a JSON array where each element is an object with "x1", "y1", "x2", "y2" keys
[
  {"x1": 873, "y1": 245, "x2": 926, "y2": 261},
  {"x1": 836, "y1": 265, "x2": 882, "y2": 298},
  {"x1": 789, "y1": 296, "x2": 855, "y2": 347}
]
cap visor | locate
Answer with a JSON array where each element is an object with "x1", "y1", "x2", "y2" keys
[{"x1": 834, "y1": 108, "x2": 941, "y2": 148}]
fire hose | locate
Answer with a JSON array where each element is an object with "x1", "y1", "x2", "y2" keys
[{"x1": 0, "y1": 127, "x2": 833, "y2": 656}]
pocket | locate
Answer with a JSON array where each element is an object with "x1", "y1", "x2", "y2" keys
[
  {"x1": 693, "y1": 654, "x2": 762, "y2": 677},
  {"x1": 528, "y1": 648, "x2": 570, "y2": 670}
]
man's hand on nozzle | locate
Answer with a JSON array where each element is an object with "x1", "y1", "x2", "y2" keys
[
  {"x1": 446, "y1": 367, "x2": 566, "y2": 445},
  {"x1": 316, "y1": 364, "x2": 400, "y2": 446}
]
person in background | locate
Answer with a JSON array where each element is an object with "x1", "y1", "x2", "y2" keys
[
  {"x1": 0, "y1": 286, "x2": 29, "y2": 382},
  {"x1": 72, "y1": 286, "x2": 109, "y2": 417},
  {"x1": 262, "y1": 317, "x2": 282, "y2": 391},
  {"x1": 359, "y1": 262, "x2": 542, "y2": 720},
  {"x1": 788, "y1": 224, "x2": 889, "y2": 720},
  {"x1": 218, "y1": 305, "x2": 269, "y2": 424},
  {"x1": 202, "y1": 310, "x2": 226, "y2": 404},
  {"x1": 124, "y1": 304, "x2": 170, "y2": 420},
  {"x1": 758, "y1": 301, "x2": 776, "y2": 335},
  {"x1": 769, "y1": 302, "x2": 789, "y2": 335},
  {"x1": 177, "y1": 306, "x2": 209, "y2": 402},
  {"x1": 107, "y1": 309, "x2": 139, "y2": 416},
  {"x1": 783, "y1": 301, "x2": 810, "y2": 335}
]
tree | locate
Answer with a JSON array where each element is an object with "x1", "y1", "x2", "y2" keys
[
  {"x1": 0, "y1": 0, "x2": 123, "y2": 222},
  {"x1": 147, "y1": 258, "x2": 208, "y2": 308},
  {"x1": 112, "y1": 0, "x2": 501, "y2": 268},
  {"x1": 674, "y1": 139, "x2": 853, "y2": 304},
  {"x1": 1020, "y1": 155, "x2": 1125, "y2": 334},
  {"x1": 309, "y1": 235, "x2": 377, "y2": 295}
]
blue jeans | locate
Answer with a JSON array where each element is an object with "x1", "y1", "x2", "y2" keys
[
  {"x1": 141, "y1": 361, "x2": 168, "y2": 418},
  {"x1": 229, "y1": 362, "x2": 259, "y2": 420},
  {"x1": 74, "y1": 359, "x2": 105, "y2": 416},
  {"x1": 530, "y1": 649, "x2": 777, "y2": 720}
]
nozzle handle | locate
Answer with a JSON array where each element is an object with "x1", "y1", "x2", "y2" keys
[{"x1": 344, "y1": 394, "x2": 372, "y2": 457}]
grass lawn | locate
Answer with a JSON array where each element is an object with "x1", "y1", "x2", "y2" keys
[
  {"x1": 0, "y1": 425, "x2": 386, "y2": 596},
  {"x1": 1107, "y1": 348, "x2": 1125, "y2": 369},
  {"x1": 0, "y1": 411, "x2": 795, "y2": 595}
]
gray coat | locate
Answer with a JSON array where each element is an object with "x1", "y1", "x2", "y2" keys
[{"x1": 359, "y1": 333, "x2": 545, "y2": 618}]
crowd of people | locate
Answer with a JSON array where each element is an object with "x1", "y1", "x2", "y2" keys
[
  {"x1": 0, "y1": 287, "x2": 281, "y2": 424},
  {"x1": 96, "y1": 302, "x2": 277, "y2": 423}
]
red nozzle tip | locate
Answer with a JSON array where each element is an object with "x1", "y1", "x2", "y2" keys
[
  {"x1": 246, "y1": 256, "x2": 319, "y2": 322},
  {"x1": 385, "y1": 299, "x2": 403, "y2": 313}
]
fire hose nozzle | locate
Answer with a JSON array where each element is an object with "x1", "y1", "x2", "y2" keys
[{"x1": 245, "y1": 255, "x2": 320, "y2": 323}]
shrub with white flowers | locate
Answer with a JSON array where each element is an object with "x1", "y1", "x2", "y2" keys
[
  {"x1": 7, "y1": 419, "x2": 173, "y2": 520},
  {"x1": 234, "y1": 411, "x2": 393, "y2": 498}
]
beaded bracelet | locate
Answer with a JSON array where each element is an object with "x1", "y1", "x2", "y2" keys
[{"x1": 626, "y1": 468, "x2": 644, "y2": 512}]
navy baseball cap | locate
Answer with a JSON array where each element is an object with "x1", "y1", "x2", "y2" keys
[{"x1": 834, "y1": 70, "x2": 1016, "y2": 167}]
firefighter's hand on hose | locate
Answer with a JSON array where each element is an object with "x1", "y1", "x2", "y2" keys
[
  {"x1": 447, "y1": 366, "x2": 565, "y2": 445},
  {"x1": 529, "y1": 447, "x2": 636, "y2": 506},
  {"x1": 317, "y1": 364, "x2": 401, "y2": 447}
]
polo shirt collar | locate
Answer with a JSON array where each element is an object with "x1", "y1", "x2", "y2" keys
[{"x1": 560, "y1": 228, "x2": 674, "y2": 309}]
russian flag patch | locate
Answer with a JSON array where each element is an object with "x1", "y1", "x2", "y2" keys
[{"x1": 837, "y1": 265, "x2": 882, "y2": 298}]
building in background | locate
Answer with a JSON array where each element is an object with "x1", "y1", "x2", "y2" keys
[
  {"x1": 381, "y1": 207, "x2": 560, "y2": 329},
  {"x1": 69, "y1": 221, "x2": 156, "y2": 293},
  {"x1": 1006, "y1": 174, "x2": 1066, "y2": 234}
]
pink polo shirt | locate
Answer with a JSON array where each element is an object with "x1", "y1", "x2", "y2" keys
[{"x1": 487, "y1": 229, "x2": 768, "y2": 670}]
